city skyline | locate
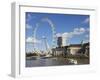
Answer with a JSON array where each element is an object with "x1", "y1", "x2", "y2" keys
[{"x1": 25, "y1": 12, "x2": 89, "y2": 52}]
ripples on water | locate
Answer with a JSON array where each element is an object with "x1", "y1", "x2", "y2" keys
[{"x1": 26, "y1": 57, "x2": 89, "y2": 67}]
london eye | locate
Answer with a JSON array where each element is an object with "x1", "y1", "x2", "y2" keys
[{"x1": 33, "y1": 17, "x2": 56, "y2": 54}]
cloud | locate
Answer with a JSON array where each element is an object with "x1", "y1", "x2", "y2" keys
[
  {"x1": 26, "y1": 24, "x2": 32, "y2": 29},
  {"x1": 26, "y1": 14, "x2": 31, "y2": 23},
  {"x1": 26, "y1": 44, "x2": 34, "y2": 53},
  {"x1": 56, "y1": 33, "x2": 62, "y2": 37},
  {"x1": 56, "y1": 27, "x2": 86, "y2": 38},
  {"x1": 62, "y1": 27, "x2": 86, "y2": 39},
  {"x1": 62, "y1": 32, "x2": 73, "y2": 38},
  {"x1": 73, "y1": 27, "x2": 85, "y2": 35},
  {"x1": 26, "y1": 37, "x2": 41, "y2": 44},
  {"x1": 26, "y1": 13, "x2": 36, "y2": 23},
  {"x1": 85, "y1": 34, "x2": 89, "y2": 38},
  {"x1": 26, "y1": 37, "x2": 41, "y2": 53},
  {"x1": 82, "y1": 18, "x2": 89, "y2": 24},
  {"x1": 56, "y1": 27, "x2": 87, "y2": 43}
]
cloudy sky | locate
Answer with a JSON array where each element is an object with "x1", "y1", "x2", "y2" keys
[{"x1": 25, "y1": 12, "x2": 89, "y2": 52}]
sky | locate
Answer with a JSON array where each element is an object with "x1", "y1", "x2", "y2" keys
[{"x1": 25, "y1": 12, "x2": 89, "y2": 52}]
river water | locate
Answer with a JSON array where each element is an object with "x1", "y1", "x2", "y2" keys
[{"x1": 26, "y1": 57, "x2": 89, "y2": 67}]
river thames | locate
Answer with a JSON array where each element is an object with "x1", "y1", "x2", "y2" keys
[{"x1": 26, "y1": 57, "x2": 89, "y2": 67}]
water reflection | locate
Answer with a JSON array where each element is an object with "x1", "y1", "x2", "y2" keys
[{"x1": 26, "y1": 57, "x2": 89, "y2": 67}]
